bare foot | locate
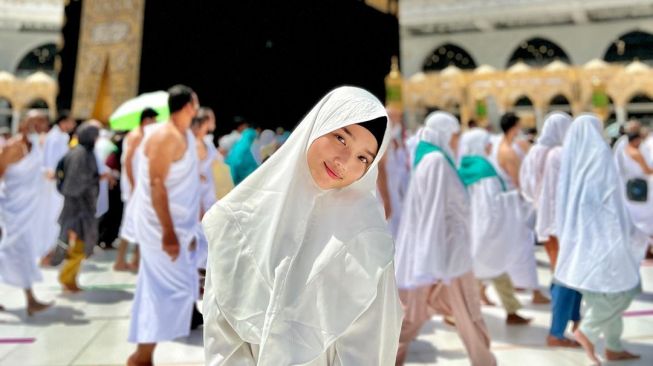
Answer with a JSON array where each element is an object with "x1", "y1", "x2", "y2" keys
[
  {"x1": 61, "y1": 282, "x2": 83, "y2": 293},
  {"x1": 605, "y1": 349, "x2": 640, "y2": 361},
  {"x1": 127, "y1": 353, "x2": 153, "y2": 366},
  {"x1": 574, "y1": 329, "x2": 601, "y2": 364},
  {"x1": 506, "y1": 313, "x2": 532, "y2": 325},
  {"x1": 480, "y1": 287, "x2": 495, "y2": 306},
  {"x1": 113, "y1": 262, "x2": 130, "y2": 271},
  {"x1": 128, "y1": 262, "x2": 139, "y2": 273},
  {"x1": 39, "y1": 253, "x2": 53, "y2": 267},
  {"x1": 532, "y1": 291, "x2": 551, "y2": 305},
  {"x1": 443, "y1": 316, "x2": 456, "y2": 327},
  {"x1": 27, "y1": 300, "x2": 53, "y2": 317},
  {"x1": 546, "y1": 335, "x2": 581, "y2": 348}
]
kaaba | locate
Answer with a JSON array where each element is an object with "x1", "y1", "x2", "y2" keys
[{"x1": 58, "y1": 0, "x2": 399, "y2": 136}]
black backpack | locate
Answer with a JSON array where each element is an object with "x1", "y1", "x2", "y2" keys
[{"x1": 626, "y1": 178, "x2": 648, "y2": 202}]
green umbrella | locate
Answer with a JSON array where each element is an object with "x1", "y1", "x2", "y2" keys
[{"x1": 109, "y1": 91, "x2": 170, "y2": 131}]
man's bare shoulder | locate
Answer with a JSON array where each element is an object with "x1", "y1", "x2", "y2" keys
[
  {"x1": 498, "y1": 142, "x2": 519, "y2": 162},
  {"x1": 3, "y1": 137, "x2": 26, "y2": 152},
  {"x1": 145, "y1": 124, "x2": 185, "y2": 158}
]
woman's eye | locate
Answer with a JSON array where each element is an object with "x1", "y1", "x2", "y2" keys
[
  {"x1": 358, "y1": 156, "x2": 369, "y2": 164},
  {"x1": 335, "y1": 134, "x2": 345, "y2": 144}
]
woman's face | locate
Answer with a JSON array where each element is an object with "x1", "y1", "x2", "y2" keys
[
  {"x1": 449, "y1": 132, "x2": 461, "y2": 158},
  {"x1": 307, "y1": 124, "x2": 379, "y2": 190}
]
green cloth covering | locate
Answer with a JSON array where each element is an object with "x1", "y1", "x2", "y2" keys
[
  {"x1": 413, "y1": 141, "x2": 465, "y2": 184},
  {"x1": 458, "y1": 155, "x2": 506, "y2": 191},
  {"x1": 413, "y1": 141, "x2": 456, "y2": 170}
]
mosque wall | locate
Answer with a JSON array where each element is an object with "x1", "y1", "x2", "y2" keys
[{"x1": 401, "y1": 18, "x2": 653, "y2": 76}]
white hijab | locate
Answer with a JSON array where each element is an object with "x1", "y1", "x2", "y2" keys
[
  {"x1": 520, "y1": 112, "x2": 572, "y2": 205},
  {"x1": 202, "y1": 87, "x2": 397, "y2": 363},
  {"x1": 420, "y1": 111, "x2": 460, "y2": 159},
  {"x1": 555, "y1": 115, "x2": 648, "y2": 293},
  {"x1": 458, "y1": 128, "x2": 490, "y2": 157},
  {"x1": 395, "y1": 111, "x2": 471, "y2": 288}
]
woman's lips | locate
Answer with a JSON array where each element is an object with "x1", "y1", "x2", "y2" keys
[{"x1": 324, "y1": 162, "x2": 341, "y2": 180}]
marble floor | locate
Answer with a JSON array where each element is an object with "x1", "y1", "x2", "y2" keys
[{"x1": 1, "y1": 246, "x2": 652, "y2": 366}]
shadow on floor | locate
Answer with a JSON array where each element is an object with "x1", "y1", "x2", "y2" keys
[
  {"x1": 60, "y1": 288, "x2": 133, "y2": 305},
  {"x1": 0, "y1": 305, "x2": 89, "y2": 326}
]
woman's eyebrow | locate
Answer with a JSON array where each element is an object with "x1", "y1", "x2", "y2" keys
[{"x1": 342, "y1": 127, "x2": 355, "y2": 140}]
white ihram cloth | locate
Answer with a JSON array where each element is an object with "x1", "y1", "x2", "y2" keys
[
  {"x1": 461, "y1": 129, "x2": 521, "y2": 279},
  {"x1": 535, "y1": 146, "x2": 563, "y2": 241},
  {"x1": 128, "y1": 123, "x2": 201, "y2": 343},
  {"x1": 490, "y1": 137, "x2": 539, "y2": 289},
  {"x1": 395, "y1": 111, "x2": 473, "y2": 288},
  {"x1": 118, "y1": 136, "x2": 141, "y2": 242},
  {"x1": 643, "y1": 134, "x2": 653, "y2": 166},
  {"x1": 405, "y1": 128, "x2": 421, "y2": 169},
  {"x1": 613, "y1": 137, "x2": 653, "y2": 236},
  {"x1": 202, "y1": 87, "x2": 402, "y2": 365},
  {"x1": 40, "y1": 125, "x2": 70, "y2": 254},
  {"x1": 520, "y1": 112, "x2": 572, "y2": 207},
  {"x1": 385, "y1": 138, "x2": 411, "y2": 238},
  {"x1": 194, "y1": 137, "x2": 219, "y2": 268},
  {"x1": 555, "y1": 115, "x2": 649, "y2": 293},
  {"x1": 0, "y1": 144, "x2": 45, "y2": 288},
  {"x1": 524, "y1": 112, "x2": 573, "y2": 241}
]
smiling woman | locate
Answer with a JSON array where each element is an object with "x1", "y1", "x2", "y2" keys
[
  {"x1": 307, "y1": 119, "x2": 384, "y2": 190},
  {"x1": 201, "y1": 86, "x2": 402, "y2": 365}
]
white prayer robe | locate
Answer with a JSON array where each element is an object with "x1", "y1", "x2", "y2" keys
[
  {"x1": 555, "y1": 116, "x2": 648, "y2": 293},
  {"x1": 614, "y1": 139, "x2": 653, "y2": 236},
  {"x1": 194, "y1": 137, "x2": 219, "y2": 268},
  {"x1": 461, "y1": 129, "x2": 522, "y2": 279},
  {"x1": 128, "y1": 124, "x2": 201, "y2": 343},
  {"x1": 395, "y1": 153, "x2": 472, "y2": 287},
  {"x1": 385, "y1": 142, "x2": 410, "y2": 238},
  {"x1": 535, "y1": 147, "x2": 563, "y2": 241},
  {"x1": 94, "y1": 151, "x2": 109, "y2": 218},
  {"x1": 40, "y1": 125, "x2": 70, "y2": 254},
  {"x1": 490, "y1": 138, "x2": 539, "y2": 289},
  {"x1": 118, "y1": 136, "x2": 141, "y2": 242},
  {"x1": 0, "y1": 144, "x2": 46, "y2": 288},
  {"x1": 519, "y1": 112, "x2": 572, "y2": 207},
  {"x1": 202, "y1": 87, "x2": 402, "y2": 365}
]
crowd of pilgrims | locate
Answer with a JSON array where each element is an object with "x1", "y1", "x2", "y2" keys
[{"x1": 0, "y1": 84, "x2": 652, "y2": 365}]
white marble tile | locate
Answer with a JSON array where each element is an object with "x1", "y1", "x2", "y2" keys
[
  {"x1": 0, "y1": 321, "x2": 108, "y2": 366},
  {"x1": 2, "y1": 245, "x2": 652, "y2": 365}
]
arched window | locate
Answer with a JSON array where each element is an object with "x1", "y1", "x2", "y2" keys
[
  {"x1": 15, "y1": 43, "x2": 57, "y2": 77},
  {"x1": 0, "y1": 97, "x2": 12, "y2": 130},
  {"x1": 513, "y1": 95, "x2": 536, "y2": 128},
  {"x1": 548, "y1": 94, "x2": 571, "y2": 114},
  {"x1": 506, "y1": 37, "x2": 570, "y2": 68},
  {"x1": 626, "y1": 93, "x2": 653, "y2": 124},
  {"x1": 422, "y1": 44, "x2": 477, "y2": 72},
  {"x1": 27, "y1": 98, "x2": 49, "y2": 110},
  {"x1": 604, "y1": 31, "x2": 653, "y2": 64}
]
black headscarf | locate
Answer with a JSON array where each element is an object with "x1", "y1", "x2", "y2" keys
[{"x1": 77, "y1": 122, "x2": 100, "y2": 151}]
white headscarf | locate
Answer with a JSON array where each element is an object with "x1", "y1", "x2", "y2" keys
[
  {"x1": 202, "y1": 86, "x2": 399, "y2": 363},
  {"x1": 420, "y1": 111, "x2": 460, "y2": 159},
  {"x1": 520, "y1": 112, "x2": 572, "y2": 205},
  {"x1": 555, "y1": 114, "x2": 648, "y2": 293},
  {"x1": 458, "y1": 128, "x2": 490, "y2": 157},
  {"x1": 218, "y1": 131, "x2": 240, "y2": 153},
  {"x1": 395, "y1": 111, "x2": 471, "y2": 288}
]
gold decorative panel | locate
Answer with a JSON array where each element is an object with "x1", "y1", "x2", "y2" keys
[{"x1": 71, "y1": 0, "x2": 145, "y2": 123}]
